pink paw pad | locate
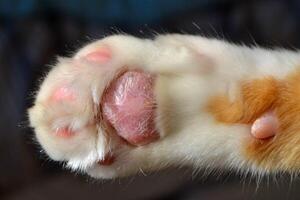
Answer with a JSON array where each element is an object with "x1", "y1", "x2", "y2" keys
[
  {"x1": 55, "y1": 127, "x2": 75, "y2": 138},
  {"x1": 84, "y1": 48, "x2": 111, "y2": 63},
  {"x1": 51, "y1": 85, "x2": 76, "y2": 102},
  {"x1": 251, "y1": 111, "x2": 278, "y2": 139},
  {"x1": 98, "y1": 153, "x2": 115, "y2": 166},
  {"x1": 102, "y1": 71, "x2": 159, "y2": 146}
]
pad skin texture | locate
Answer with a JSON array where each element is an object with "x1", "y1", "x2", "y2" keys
[
  {"x1": 28, "y1": 34, "x2": 300, "y2": 179},
  {"x1": 102, "y1": 70, "x2": 158, "y2": 146}
]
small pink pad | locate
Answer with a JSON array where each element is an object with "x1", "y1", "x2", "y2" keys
[
  {"x1": 55, "y1": 127, "x2": 74, "y2": 138},
  {"x1": 251, "y1": 111, "x2": 278, "y2": 139},
  {"x1": 98, "y1": 153, "x2": 115, "y2": 165},
  {"x1": 102, "y1": 71, "x2": 159, "y2": 146},
  {"x1": 52, "y1": 86, "x2": 75, "y2": 102},
  {"x1": 84, "y1": 49, "x2": 111, "y2": 63}
]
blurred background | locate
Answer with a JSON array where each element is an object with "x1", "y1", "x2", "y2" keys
[{"x1": 1, "y1": 0, "x2": 300, "y2": 199}]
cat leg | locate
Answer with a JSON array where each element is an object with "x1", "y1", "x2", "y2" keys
[{"x1": 29, "y1": 34, "x2": 300, "y2": 179}]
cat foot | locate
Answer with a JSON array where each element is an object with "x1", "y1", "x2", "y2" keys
[{"x1": 28, "y1": 36, "x2": 166, "y2": 178}]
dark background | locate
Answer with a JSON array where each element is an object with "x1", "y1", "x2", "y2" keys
[{"x1": 1, "y1": 0, "x2": 300, "y2": 199}]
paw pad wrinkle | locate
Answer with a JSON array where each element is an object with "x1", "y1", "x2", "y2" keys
[{"x1": 102, "y1": 71, "x2": 159, "y2": 145}]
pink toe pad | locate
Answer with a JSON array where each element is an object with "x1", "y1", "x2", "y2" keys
[
  {"x1": 55, "y1": 127, "x2": 75, "y2": 138},
  {"x1": 98, "y1": 153, "x2": 115, "y2": 165},
  {"x1": 84, "y1": 49, "x2": 111, "y2": 63},
  {"x1": 52, "y1": 86, "x2": 75, "y2": 102}
]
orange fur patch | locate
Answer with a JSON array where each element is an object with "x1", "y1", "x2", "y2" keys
[{"x1": 207, "y1": 71, "x2": 300, "y2": 172}]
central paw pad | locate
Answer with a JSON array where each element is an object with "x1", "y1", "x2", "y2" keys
[{"x1": 102, "y1": 71, "x2": 159, "y2": 146}]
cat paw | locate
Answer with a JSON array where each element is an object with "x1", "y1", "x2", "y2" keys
[{"x1": 28, "y1": 35, "x2": 168, "y2": 178}]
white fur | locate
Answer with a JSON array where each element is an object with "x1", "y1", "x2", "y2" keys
[{"x1": 28, "y1": 34, "x2": 300, "y2": 179}]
